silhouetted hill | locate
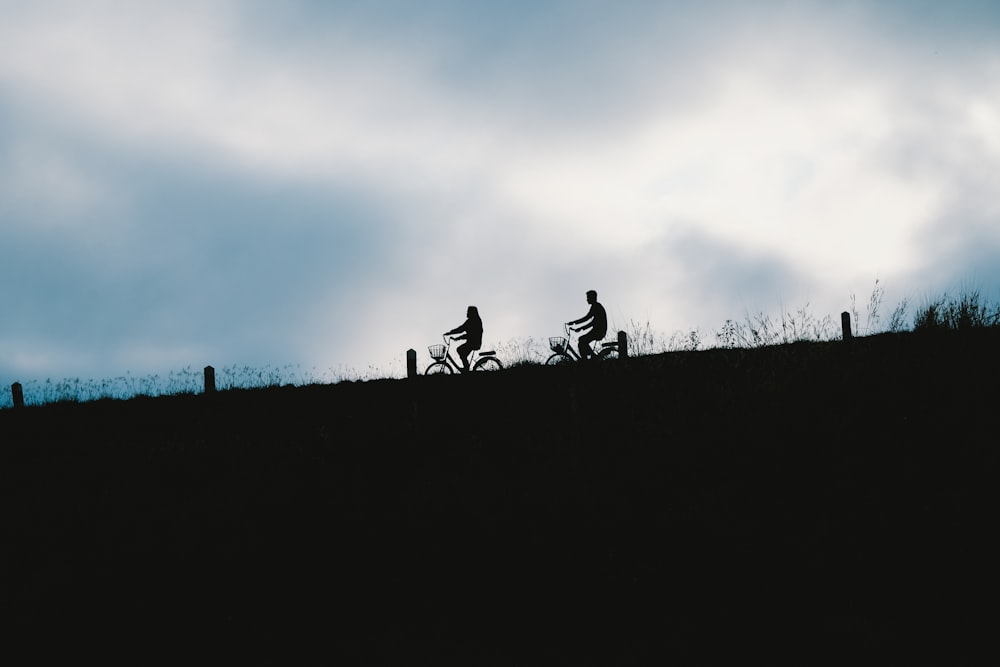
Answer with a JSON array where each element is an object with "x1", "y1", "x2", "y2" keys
[{"x1": 4, "y1": 329, "x2": 999, "y2": 663}]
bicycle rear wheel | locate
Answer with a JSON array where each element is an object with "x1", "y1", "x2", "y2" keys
[
  {"x1": 598, "y1": 347, "x2": 619, "y2": 361},
  {"x1": 546, "y1": 353, "x2": 572, "y2": 365},
  {"x1": 425, "y1": 362, "x2": 452, "y2": 375},
  {"x1": 473, "y1": 356, "x2": 503, "y2": 371}
]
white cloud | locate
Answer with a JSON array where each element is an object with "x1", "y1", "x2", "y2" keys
[{"x1": 2, "y1": 0, "x2": 1000, "y2": 387}]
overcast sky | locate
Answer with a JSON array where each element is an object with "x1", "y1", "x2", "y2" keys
[{"x1": 2, "y1": 0, "x2": 999, "y2": 396}]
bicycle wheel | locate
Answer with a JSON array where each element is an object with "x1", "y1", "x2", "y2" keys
[
  {"x1": 598, "y1": 347, "x2": 619, "y2": 361},
  {"x1": 473, "y1": 356, "x2": 503, "y2": 371},
  {"x1": 425, "y1": 362, "x2": 452, "y2": 375},
  {"x1": 546, "y1": 353, "x2": 572, "y2": 365}
]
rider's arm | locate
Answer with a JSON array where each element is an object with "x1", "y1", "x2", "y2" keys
[
  {"x1": 445, "y1": 320, "x2": 469, "y2": 337},
  {"x1": 569, "y1": 309, "x2": 594, "y2": 328}
]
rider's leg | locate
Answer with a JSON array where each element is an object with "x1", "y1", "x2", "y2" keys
[
  {"x1": 578, "y1": 331, "x2": 599, "y2": 360},
  {"x1": 457, "y1": 341, "x2": 473, "y2": 371}
]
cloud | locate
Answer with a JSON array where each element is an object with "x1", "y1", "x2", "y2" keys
[{"x1": 2, "y1": 0, "x2": 999, "y2": 391}]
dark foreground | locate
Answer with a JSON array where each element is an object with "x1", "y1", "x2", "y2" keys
[{"x1": 4, "y1": 330, "x2": 999, "y2": 663}]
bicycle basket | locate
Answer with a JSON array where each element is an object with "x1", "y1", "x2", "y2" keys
[
  {"x1": 549, "y1": 336, "x2": 568, "y2": 353},
  {"x1": 428, "y1": 344, "x2": 447, "y2": 360}
]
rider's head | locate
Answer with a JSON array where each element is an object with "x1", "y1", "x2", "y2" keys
[
  {"x1": 586, "y1": 290, "x2": 597, "y2": 304},
  {"x1": 467, "y1": 305, "x2": 479, "y2": 318}
]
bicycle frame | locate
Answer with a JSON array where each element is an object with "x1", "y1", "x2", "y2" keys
[
  {"x1": 559, "y1": 325, "x2": 585, "y2": 361},
  {"x1": 427, "y1": 335, "x2": 499, "y2": 373},
  {"x1": 549, "y1": 324, "x2": 617, "y2": 363},
  {"x1": 438, "y1": 336, "x2": 466, "y2": 372}
]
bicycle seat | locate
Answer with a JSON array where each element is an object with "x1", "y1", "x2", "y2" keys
[
  {"x1": 479, "y1": 350, "x2": 496, "y2": 356},
  {"x1": 599, "y1": 342, "x2": 617, "y2": 348}
]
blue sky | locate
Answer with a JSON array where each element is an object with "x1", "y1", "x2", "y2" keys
[{"x1": 2, "y1": 0, "x2": 1000, "y2": 396}]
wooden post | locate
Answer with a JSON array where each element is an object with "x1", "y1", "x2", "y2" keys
[
  {"x1": 11, "y1": 382, "x2": 24, "y2": 409},
  {"x1": 617, "y1": 331, "x2": 628, "y2": 359},
  {"x1": 841, "y1": 312, "x2": 853, "y2": 341},
  {"x1": 406, "y1": 349, "x2": 417, "y2": 379},
  {"x1": 204, "y1": 366, "x2": 216, "y2": 394}
]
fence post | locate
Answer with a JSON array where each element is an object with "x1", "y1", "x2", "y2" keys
[
  {"x1": 617, "y1": 331, "x2": 628, "y2": 359},
  {"x1": 406, "y1": 349, "x2": 417, "y2": 379},
  {"x1": 204, "y1": 366, "x2": 216, "y2": 394},
  {"x1": 11, "y1": 382, "x2": 24, "y2": 409},
  {"x1": 841, "y1": 312, "x2": 853, "y2": 341}
]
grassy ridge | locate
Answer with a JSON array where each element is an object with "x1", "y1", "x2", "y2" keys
[{"x1": 3, "y1": 329, "x2": 999, "y2": 662}]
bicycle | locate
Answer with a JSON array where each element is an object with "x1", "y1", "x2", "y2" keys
[
  {"x1": 546, "y1": 324, "x2": 619, "y2": 365},
  {"x1": 425, "y1": 335, "x2": 504, "y2": 374}
]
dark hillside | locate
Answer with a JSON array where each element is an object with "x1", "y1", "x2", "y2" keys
[{"x1": 4, "y1": 329, "x2": 999, "y2": 663}]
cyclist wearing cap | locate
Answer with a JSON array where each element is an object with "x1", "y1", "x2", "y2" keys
[{"x1": 567, "y1": 290, "x2": 607, "y2": 360}]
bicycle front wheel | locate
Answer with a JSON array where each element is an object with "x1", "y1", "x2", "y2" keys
[
  {"x1": 546, "y1": 353, "x2": 572, "y2": 366},
  {"x1": 473, "y1": 356, "x2": 503, "y2": 371},
  {"x1": 425, "y1": 362, "x2": 452, "y2": 375}
]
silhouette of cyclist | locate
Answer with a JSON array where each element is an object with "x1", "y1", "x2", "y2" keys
[
  {"x1": 445, "y1": 306, "x2": 484, "y2": 372},
  {"x1": 567, "y1": 290, "x2": 607, "y2": 360}
]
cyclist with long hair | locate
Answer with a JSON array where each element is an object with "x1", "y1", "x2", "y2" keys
[{"x1": 444, "y1": 306, "x2": 484, "y2": 372}]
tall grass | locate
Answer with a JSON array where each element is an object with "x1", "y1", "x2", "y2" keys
[
  {"x1": 0, "y1": 364, "x2": 370, "y2": 409},
  {"x1": 623, "y1": 278, "x2": 998, "y2": 355},
  {"x1": 494, "y1": 336, "x2": 547, "y2": 367},
  {"x1": 4, "y1": 282, "x2": 998, "y2": 409},
  {"x1": 912, "y1": 289, "x2": 1000, "y2": 331},
  {"x1": 5, "y1": 368, "x2": 203, "y2": 407},
  {"x1": 713, "y1": 303, "x2": 839, "y2": 349}
]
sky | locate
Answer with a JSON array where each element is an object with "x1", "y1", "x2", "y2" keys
[{"x1": 2, "y1": 0, "x2": 1000, "y2": 398}]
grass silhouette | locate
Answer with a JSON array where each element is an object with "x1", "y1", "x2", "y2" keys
[{"x1": 7, "y1": 284, "x2": 998, "y2": 409}]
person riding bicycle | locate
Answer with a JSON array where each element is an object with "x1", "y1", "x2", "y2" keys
[
  {"x1": 567, "y1": 290, "x2": 607, "y2": 360},
  {"x1": 445, "y1": 306, "x2": 483, "y2": 372}
]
